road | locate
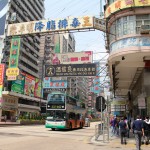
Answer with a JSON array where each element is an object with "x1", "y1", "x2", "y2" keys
[{"x1": 0, "y1": 122, "x2": 102, "y2": 150}]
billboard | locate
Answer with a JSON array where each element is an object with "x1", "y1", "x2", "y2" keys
[
  {"x1": 45, "y1": 63, "x2": 97, "y2": 77},
  {"x1": 24, "y1": 74, "x2": 35, "y2": 97},
  {"x1": 7, "y1": 16, "x2": 94, "y2": 36},
  {"x1": 44, "y1": 77, "x2": 67, "y2": 89},
  {"x1": 11, "y1": 74, "x2": 25, "y2": 94},
  {"x1": 52, "y1": 51, "x2": 93, "y2": 65},
  {"x1": 34, "y1": 78, "x2": 42, "y2": 98}
]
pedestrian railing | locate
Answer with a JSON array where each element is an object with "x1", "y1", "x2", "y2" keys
[{"x1": 95, "y1": 123, "x2": 103, "y2": 140}]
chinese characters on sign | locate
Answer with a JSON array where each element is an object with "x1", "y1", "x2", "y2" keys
[
  {"x1": 45, "y1": 63, "x2": 97, "y2": 77},
  {"x1": 105, "y1": 0, "x2": 150, "y2": 18},
  {"x1": 7, "y1": 16, "x2": 94, "y2": 36},
  {"x1": 6, "y1": 37, "x2": 20, "y2": 80},
  {"x1": 44, "y1": 77, "x2": 67, "y2": 88},
  {"x1": 52, "y1": 51, "x2": 93, "y2": 64},
  {"x1": 0, "y1": 64, "x2": 5, "y2": 86}
]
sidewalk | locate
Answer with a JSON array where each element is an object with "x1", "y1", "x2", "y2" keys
[
  {"x1": 91, "y1": 131, "x2": 150, "y2": 150},
  {"x1": 0, "y1": 121, "x2": 20, "y2": 126}
]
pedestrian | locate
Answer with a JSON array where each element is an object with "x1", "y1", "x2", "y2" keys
[
  {"x1": 132, "y1": 115, "x2": 144, "y2": 150},
  {"x1": 111, "y1": 116, "x2": 117, "y2": 136},
  {"x1": 143, "y1": 116, "x2": 150, "y2": 145},
  {"x1": 119, "y1": 117, "x2": 127, "y2": 144},
  {"x1": 124, "y1": 116, "x2": 131, "y2": 138}
]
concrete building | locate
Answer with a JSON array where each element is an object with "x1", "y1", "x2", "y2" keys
[
  {"x1": 0, "y1": 0, "x2": 45, "y2": 122},
  {"x1": 104, "y1": 0, "x2": 150, "y2": 117}
]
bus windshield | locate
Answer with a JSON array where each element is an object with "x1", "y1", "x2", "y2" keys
[
  {"x1": 47, "y1": 93, "x2": 66, "y2": 110},
  {"x1": 47, "y1": 111, "x2": 66, "y2": 121}
]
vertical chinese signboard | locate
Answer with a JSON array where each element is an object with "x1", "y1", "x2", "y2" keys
[
  {"x1": 6, "y1": 37, "x2": 20, "y2": 80},
  {"x1": 0, "y1": 64, "x2": 5, "y2": 105}
]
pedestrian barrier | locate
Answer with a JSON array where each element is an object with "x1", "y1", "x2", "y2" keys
[{"x1": 95, "y1": 123, "x2": 103, "y2": 140}]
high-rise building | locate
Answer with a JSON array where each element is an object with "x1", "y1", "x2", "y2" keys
[
  {"x1": 105, "y1": 0, "x2": 150, "y2": 117},
  {"x1": 0, "y1": 0, "x2": 45, "y2": 122}
]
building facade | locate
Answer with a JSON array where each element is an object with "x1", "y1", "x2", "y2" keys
[
  {"x1": 0, "y1": 0, "x2": 45, "y2": 122},
  {"x1": 105, "y1": 0, "x2": 150, "y2": 117}
]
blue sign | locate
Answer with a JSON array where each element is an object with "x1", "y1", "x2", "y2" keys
[
  {"x1": 90, "y1": 62, "x2": 101, "y2": 94},
  {"x1": 44, "y1": 77, "x2": 67, "y2": 88}
]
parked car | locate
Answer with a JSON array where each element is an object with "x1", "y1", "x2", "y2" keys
[{"x1": 85, "y1": 118, "x2": 90, "y2": 127}]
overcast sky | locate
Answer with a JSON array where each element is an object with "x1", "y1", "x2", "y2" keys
[{"x1": 44, "y1": 0, "x2": 107, "y2": 61}]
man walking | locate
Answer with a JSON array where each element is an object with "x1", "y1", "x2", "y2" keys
[
  {"x1": 143, "y1": 116, "x2": 150, "y2": 145},
  {"x1": 119, "y1": 117, "x2": 127, "y2": 144},
  {"x1": 132, "y1": 115, "x2": 144, "y2": 150}
]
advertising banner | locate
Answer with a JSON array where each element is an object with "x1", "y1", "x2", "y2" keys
[
  {"x1": 52, "y1": 51, "x2": 93, "y2": 65},
  {"x1": 11, "y1": 74, "x2": 25, "y2": 94},
  {"x1": 90, "y1": 62, "x2": 101, "y2": 93},
  {"x1": 44, "y1": 77, "x2": 67, "y2": 88},
  {"x1": 0, "y1": 64, "x2": 5, "y2": 86},
  {"x1": 6, "y1": 37, "x2": 20, "y2": 80},
  {"x1": 7, "y1": 16, "x2": 94, "y2": 36},
  {"x1": 34, "y1": 78, "x2": 42, "y2": 98},
  {"x1": 45, "y1": 63, "x2": 96, "y2": 77},
  {"x1": 8, "y1": 37, "x2": 20, "y2": 68},
  {"x1": 24, "y1": 74, "x2": 35, "y2": 97}
]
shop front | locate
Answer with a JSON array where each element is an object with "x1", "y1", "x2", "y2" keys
[{"x1": 0, "y1": 95, "x2": 18, "y2": 122}]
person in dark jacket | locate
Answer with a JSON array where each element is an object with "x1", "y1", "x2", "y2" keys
[
  {"x1": 132, "y1": 115, "x2": 144, "y2": 150},
  {"x1": 119, "y1": 117, "x2": 127, "y2": 144}
]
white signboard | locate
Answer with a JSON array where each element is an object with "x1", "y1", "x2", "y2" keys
[
  {"x1": 52, "y1": 51, "x2": 93, "y2": 65},
  {"x1": 7, "y1": 16, "x2": 94, "y2": 36},
  {"x1": 93, "y1": 17, "x2": 106, "y2": 32}
]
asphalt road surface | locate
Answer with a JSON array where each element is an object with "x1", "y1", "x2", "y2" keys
[{"x1": 0, "y1": 122, "x2": 102, "y2": 150}]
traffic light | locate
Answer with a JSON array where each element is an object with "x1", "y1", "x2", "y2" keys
[{"x1": 95, "y1": 96, "x2": 106, "y2": 112}]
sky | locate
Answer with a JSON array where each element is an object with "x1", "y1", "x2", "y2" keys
[{"x1": 44, "y1": 0, "x2": 108, "y2": 62}]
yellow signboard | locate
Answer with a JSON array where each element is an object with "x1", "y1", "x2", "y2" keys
[
  {"x1": 105, "y1": 0, "x2": 150, "y2": 18},
  {"x1": 6, "y1": 68, "x2": 19, "y2": 81},
  {"x1": 7, "y1": 16, "x2": 94, "y2": 36}
]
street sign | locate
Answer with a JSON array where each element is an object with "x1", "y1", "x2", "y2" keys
[{"x1": 93, "y1": 17, "x2": 106, "y2": 32}]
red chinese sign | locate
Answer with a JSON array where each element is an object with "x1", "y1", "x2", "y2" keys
[{"x1": 0, "y1": 64, "x2": 5, "y2": 86}]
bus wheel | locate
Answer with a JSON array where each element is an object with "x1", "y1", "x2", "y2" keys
[
  {"x1": 69, "y1": 124, "x2": 72, "y2": 130},
  {"x1": 51, "y1": 128, "x2": 55, "y2": 131}
]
